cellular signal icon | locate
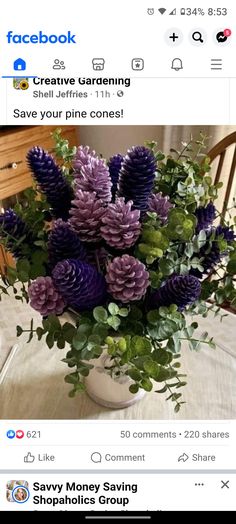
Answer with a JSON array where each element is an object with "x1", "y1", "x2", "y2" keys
[{"x1": 169, "y1": 8, "x2": 177, "y2": 15}]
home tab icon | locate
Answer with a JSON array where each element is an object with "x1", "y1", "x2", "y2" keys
[{"x1": 13, "y1": 58, "x2": 26, "y2": 71}]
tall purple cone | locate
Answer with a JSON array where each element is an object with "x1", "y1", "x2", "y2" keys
[
  {"x1": 27, "y1": 147, "x2": 74, "y2": 220},
  {"x1": 195, "y1": 202, "x2": 216, "y2": 233},
  {"x1": 0, "y1": 209, "x2": 32, "y2": 257},
  {"x1": 108, "y1": 154, "x2": 124, "y2": 200},
  {"x1": 75, "y1": 157, "x2": 112, "y2": 204},
  {"x1": 52, "y1": 259, "x2": 107, "y2": 310},
  {"x1": 73, "y1": 145, "x2": 97, "y2": 173},
  {"x1": 150, "y1": 275, "x2": 201, "y2": 311},
  {"x1": 48, "y1": 219, "x2": 87, "y2": 267},
  {"x1": 69, "y1": 190, "x2": 105, "y2": 243},
  {"x1": 118, "y1": 146, "x2": 156, "y2": 212}
]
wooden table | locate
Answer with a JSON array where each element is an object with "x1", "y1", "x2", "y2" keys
[{"x1": 0, "y1": 292, "x2": 235, "y2": 420}]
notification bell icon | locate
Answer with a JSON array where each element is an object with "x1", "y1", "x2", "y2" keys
[{"x1": 171, "y1": 58, "x2": 183, "y2": 71}]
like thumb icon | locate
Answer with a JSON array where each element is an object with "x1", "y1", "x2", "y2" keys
[{"x1": 24, "y1": 452, "x2": 35, "y2": 463}]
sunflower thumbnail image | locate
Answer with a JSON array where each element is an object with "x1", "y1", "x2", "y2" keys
[{"x1": 13, "y1": 78, "x2": 29, "y2": 90}]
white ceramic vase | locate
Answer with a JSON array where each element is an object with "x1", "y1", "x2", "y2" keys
[{"x1": 84, "y1": 352, "x2": 145, "y2": 409}]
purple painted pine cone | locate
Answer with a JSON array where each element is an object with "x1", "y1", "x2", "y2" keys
[
  {"x1": 118, "y1": 146, "x2": 156, "y2": 212},
  {"x1": 73, "y1": 145, "x2": 97, "y2": 173},
  {"x1": 75, "y1": 157, "x2": 112, "y2": 204},
  {"x1": 0, "y1": 209, "x2": 32, "y2": 257},
  {"x1": 106, "y1": 254, "x2": 149, "y2": 303},
  {"x1": 101, "y1": 198, "x2": 141, "y2": 250},
  {"x1": 70, "y1": 190, "x2": 105, "y2": 243},
  {"x1": 52, "y1": 259, "x2": 107, "y2": 310},
  {"x1": 108, "y1": 154, "x2": 124, "y2": 200},
  {"x1": 195, "y1": 202, "x2": 216, "y2": 233},
  {"x1": 28, "y1": 276, "x2": 66, "y2": 316},
  {"x1": 191, "y1": 225, "x2": 235, "y2": 278},
  {"x1": 150, "y1": 275, "x2": 201, "y2": 311},
  {"x1": 148, "y1": 192, "x2": 173, "y2": 224},
  {"x1": 48, "y1": 219, "x2": 87, "y2": 267},
  {"x1": 27, "y1": 147, "x2": 74, "y2": 220}
]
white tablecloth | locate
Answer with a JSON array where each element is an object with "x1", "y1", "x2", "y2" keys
[{"x1": 0, "y1": 293, "x2": 235, "y2": 419}]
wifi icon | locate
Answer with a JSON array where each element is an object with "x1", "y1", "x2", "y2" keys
[{"x1": 158, "y1": 8, "x2": 167, "y2": 15}]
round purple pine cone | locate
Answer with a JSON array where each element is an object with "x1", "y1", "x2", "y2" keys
[
  {"x1": 148, "y1": 192, "x2": 173, "y2": 224},
  {"x1": 150, "y1": 275, "x2": 201, "y2": 311},
  {"x1": 118, "y1": 146, "x2": 156, "y2": 212},
  {"x1": 195, "y1": 202, "x2": 216, "y2": 233},
  {"x1": 108, "y1": 154, "x2": 124, "y2": 200},
  {"x1": 28, "y1": 276, "x2": 66, "y2": 316},
  {"x1": 27, "y1": 147, "x2": 74, "y2": 220},
  {"x1": 101, "y1": 198, "x2": 141, "y2": 250},
  {"x1": 73, "y1": 145, "x2": 97, "y2": 173},
  {"x1": 70, "y1": 190, "x2": 105, "y2": 243},
  {"x1": 75, "y1": 157, "x2": 112, "y2": 204},
  {"x1": 48, "y1": 219, "x2": 87, "y2": 267},
  {"x1": 52, "y1": 259, "x2": 107, "y2": 310},
  {"x1": 0, "y1": 209, "x2": 32, "y2": 257},
  {"x1": 106, "y1": 254, "x2": 149, "y2": 303}
]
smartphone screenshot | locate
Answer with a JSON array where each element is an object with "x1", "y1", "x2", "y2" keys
[{"x1": 0, "y1": 0, "x2": 236, "y2": 515}]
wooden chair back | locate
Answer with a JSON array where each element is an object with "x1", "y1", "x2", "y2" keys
[{"x1": 207, "y1": 131, "x2": 236, "y2": 217}]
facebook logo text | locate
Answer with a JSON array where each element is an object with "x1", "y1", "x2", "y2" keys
[{"x1": 6, "y1": 31, "x2": 76, "y2": 44}]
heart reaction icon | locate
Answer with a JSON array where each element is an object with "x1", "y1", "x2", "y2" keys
[{"x1": 16, "y1": 430, "x2": 24, "y2": 439}]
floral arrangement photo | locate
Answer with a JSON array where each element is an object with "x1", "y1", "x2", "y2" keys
[{"x1": 0, "y1": 130, "x2": 235, "y2": 413}]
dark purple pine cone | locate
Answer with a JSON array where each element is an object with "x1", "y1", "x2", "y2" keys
[
  {"x1": 69, "y1": 190, "x2": 105, "y2": 243},
  {"x1": 52, "y1": 259, "x2": 107, "y2": 310},
  {"x1": 191, "y1": 225, "x2": 235, "y2": 278},
  {"x1": 75, "y1": 157, "x2": 112, "y2": 204},
  {"x1": 108, "y1": 154, "x2": 124, "y2": 200},
  {"x1": 150, "y1": 275, "x2": 201, "y2": 311},
  {"x1": 100, "y1": 198, "x2": 141, "y2": 250},
  {"x1": 195, "y1": 202, "x2": 216, "y2": 233},
  {"x1": 27, "y1": 147, "x2": 74, "y2": 220},
  {"x1": 48, "y1": 219, "x2": 87, "y2": 268},
  {"x1": 215, "y1": 225, "x2": 235, "y2": 243},
  {"x1": 118, "y1": 146, "x2": 157, "y2": 212},
  {"x1": 106, "y1": 254, "x2": 149, "y2": 303},
  {"x1": 0, "y1": 209, "x2": 32, "y2": 257}
]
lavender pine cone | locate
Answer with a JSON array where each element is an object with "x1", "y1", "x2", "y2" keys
[
  {"x1": 195, "y1": 202, "x2": 216, "y2": 233},
  {"x1": 75, "y1": 157, "x2": 112, "y2": 204},
  {"x1": 27, "y1": 147, "x2": 74, "y2": 220},
  {"x1": 73, "y1": 145, "x2": 97, "y2": 173},
  {"x1": 106, "y1": 254, "x2": 149, "y2": 303},
  {"x1": 28, "y1": 276, "x2": 66, "y2": 316},
  {"x1": 52, "y1": 259, "x2": 107, "y2": 310},
  {"x1": 108, "y1": 154, "x2": 124, "y2": 200},
  {"x1": 0, "y1": 209, "x2": 32, "y2": 257},
  {"x1": 70, "y1": 190, "x2": 105, "y2": 243},
  {"x1": 148, "y1": 193, "x2": 173, "y2": 224},
  {"x1": 118, "y1": 146, "x2": 156, "y2": 212},
  {"x1": 150, "y1": 275, "x2": 201, "y2": 311},
  {"x1": 100, "y1": 198, "x2": 141, "y2": 250},
  {"x1": 48, "y1": 219, "x2": 87, "y2": 267}
]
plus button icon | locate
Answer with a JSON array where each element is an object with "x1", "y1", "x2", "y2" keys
[{"x1": 169, "y1": 32, "x2": 179, "y2": 42}]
